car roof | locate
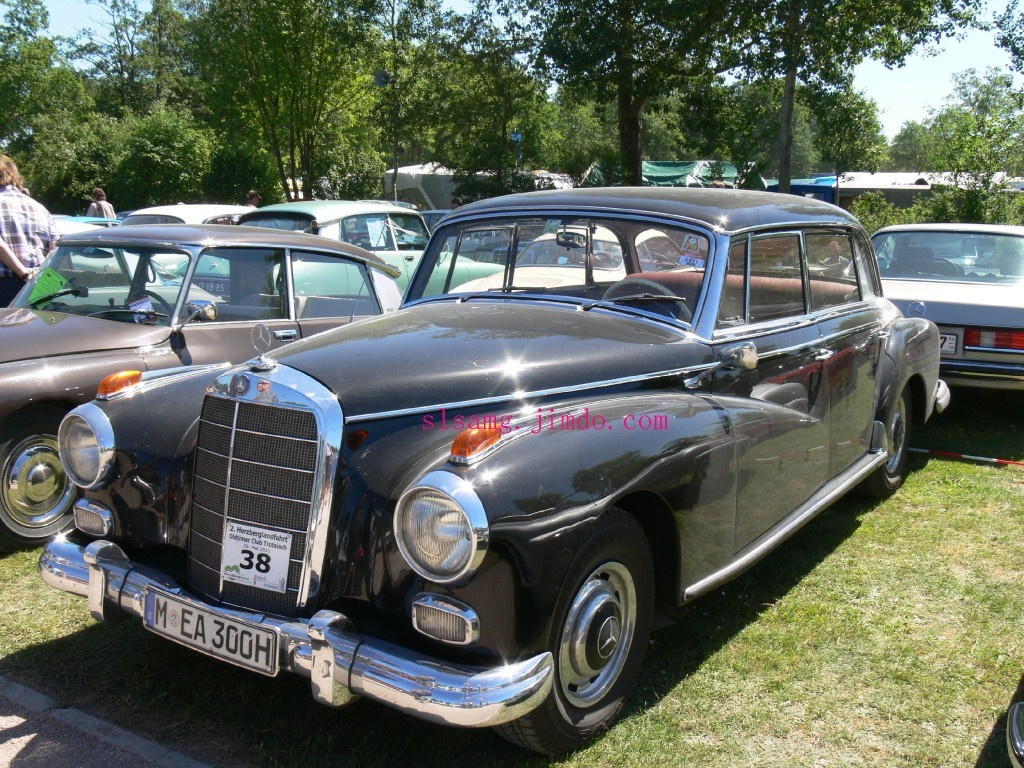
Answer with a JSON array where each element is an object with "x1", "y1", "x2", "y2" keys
[
  {"x1": 872, "y1": 223, "x2": 1024, "y2": 237},
  {"x1": 242, "y1": 200, "x2": 425, "y2": 221},
  {"x1": 54, "y1": 223, "x2": 401, "y2": 276},
  {"x1": 123, "y1": 204, "x2": 254, "y2": 222},
  {"x1": 447, "y1": 187, "x2": 861, "y2": 235}
]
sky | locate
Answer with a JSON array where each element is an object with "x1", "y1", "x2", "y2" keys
[{"x1": 38, "y1": 0, "x2": 1021, "y2": 140}]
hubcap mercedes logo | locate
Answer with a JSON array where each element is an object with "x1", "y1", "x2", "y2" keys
[{"x1": 596, "y1": 616, "x2": 620, "y2": 659}]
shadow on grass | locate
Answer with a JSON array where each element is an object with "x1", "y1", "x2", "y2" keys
[
  {"x1": 917, "y1": 386, "x2": 1024, "y2": 462},
  {"x1": 975, "y1": 674, "x2": 1024, "y2": 768},
  {"x1": 0, "y1": 492, "x2": 878, "y2": 768},
  {"x1": 627, "y1": 491, "x2": 875, "y2": 712}
]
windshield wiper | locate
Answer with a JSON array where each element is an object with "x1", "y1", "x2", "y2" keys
[
  {"x1": 87, "y1": 307, "x2": 167, "y2": 319},
  {"x1": 29, "y1": 285, "x2": 88, "y2": 307},
  {"x1": 455, "y1": 288, "x2": 542, "y2": 302},
  {"x1": 580, "y1": 293, "x2": 689, "y2": 311}
]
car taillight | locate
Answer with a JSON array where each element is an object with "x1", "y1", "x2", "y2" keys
[{"x1": 964, "y1": 329, "x2": 1024, "y2": 351}]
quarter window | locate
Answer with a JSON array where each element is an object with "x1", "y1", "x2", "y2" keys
[{"x1": 291, "y1": 251, "x2": 379, "y2": 319}]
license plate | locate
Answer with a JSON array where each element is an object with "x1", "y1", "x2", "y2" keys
[
  {"x1": 144, "y1": 589, "x2": 279, "y2": 676},
  {"x1": 939, "y1": 333, "x2": 957, "y2": 355}
]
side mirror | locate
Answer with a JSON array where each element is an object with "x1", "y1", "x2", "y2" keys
[
  {"x1": 185, "y1": 299, "x2": 217, "y2": 322},
  {"x1": 683, "y1": 341, "x2": 757, "y2": 389}
]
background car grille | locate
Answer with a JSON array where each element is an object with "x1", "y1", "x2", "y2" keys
[{"x1": 187, "y1": 395, "x2": 319, "y2": 617}]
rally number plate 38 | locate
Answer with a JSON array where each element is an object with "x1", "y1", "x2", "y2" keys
[{"x1": 143, "y1": 588, "x2": 279, "y2": 676}]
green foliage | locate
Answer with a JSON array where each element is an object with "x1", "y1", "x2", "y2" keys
[
  {"x1": 997, "y1": 0, "x2": 1023, "y2": 74},
  {"x1": 20, "y1": 113, "x2": 126, "y2": 212},
  {"x1": 204, "y1": 138, "x2": 282, "y2": 206},
  {"x1": 807, "y1": 83, "x2": 887, "y2": 176},
  {"x1": 110, "y1": 104, "x2": 214, "y2": 206},
  {"x1": 313, "y1": 146, "x2": 387, "y2": 200},
  {"x1": 849, "y1": 191, "x2": 917, "y2": 233},
  {"x1": 887, "y1": 121, "x2": 936, "y2": 171}
]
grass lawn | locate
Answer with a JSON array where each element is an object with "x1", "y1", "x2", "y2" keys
[{"x1": 1, "y1": 387, "x2": 1023, "y2": 767}]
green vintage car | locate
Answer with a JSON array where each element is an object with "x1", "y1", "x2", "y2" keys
[{"x1": 240, "y1": 200, "x2": 432, "y2": 291}]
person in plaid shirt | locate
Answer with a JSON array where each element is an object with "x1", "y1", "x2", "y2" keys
[{"x1": 0, "y1": 155, "x2": 57, "y2": 307}]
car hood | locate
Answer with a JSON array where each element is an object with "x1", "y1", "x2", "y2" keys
[
  {"x1": 275, "y1": 299, "x2": 705, "y2": 418},
  {"x1": 881, "y1": 279, "x2": 1024, "y2": 326},
  {"x1": 0, "y1": 308, "x2": 170, "y2": 364}
]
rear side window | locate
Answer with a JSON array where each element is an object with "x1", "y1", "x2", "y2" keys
[
  {"x1": 748, "y1": 234, "x2": 805, "y2": 323},
  {"x1": 805, "y1": 232, "x2": 860, "y2": 310}
]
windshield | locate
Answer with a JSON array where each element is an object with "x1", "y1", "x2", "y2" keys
[
  {"x1": 873, "y1": 230, "x2": 1024, "y2": 284},
  {"x1": 13, "y1": 244, "x2": 189, "y2": 326},
  {"x1": 405, "y1": 216, "x2": 711, "y2": 323},
  {"x1": 241, "y1": 213, "x2": 314, "y2": 232},
  {"x1": 338, "y1": 213, "x2": 429, "y2": 252}
]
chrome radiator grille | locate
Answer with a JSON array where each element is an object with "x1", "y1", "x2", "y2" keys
[{"x1": 188, "y1": 394, "x2": 320, "y2": 617}]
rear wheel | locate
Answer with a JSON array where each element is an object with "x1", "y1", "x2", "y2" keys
[
  {"x1": 0, "y1": 409, "x2": 76, "y2": 552},
  {"x1": 861, "y1": 386, "x2": 912, "y2": 499},
  {"x1": 495, "y1": 509, "x2": 653, "y2": 755}
]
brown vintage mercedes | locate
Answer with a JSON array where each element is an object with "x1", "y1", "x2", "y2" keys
[
  {"x1": 0, "y1": 224, "x2": 401, "y2": 551},
  {"x1": 40, "y1": 188, "x2": 949, "y2": 754}
]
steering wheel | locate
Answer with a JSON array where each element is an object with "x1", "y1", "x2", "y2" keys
[
  {"x1": 140, "y1": 290, "x2": 173, "y2": 316},
  {"x1": 601, "y1": 278, "x2": 692, "y2": 323}
]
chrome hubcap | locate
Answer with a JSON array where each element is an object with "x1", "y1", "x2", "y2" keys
[
  {"x1": 886, "y1": 397, "x2": 907, "y2": 474},
  {"x1": 558, "y1": 561, "x2": 636, "y2": 708},
  {"x1": 2, "y1": 435, "x2": 75, "y2": 530}
]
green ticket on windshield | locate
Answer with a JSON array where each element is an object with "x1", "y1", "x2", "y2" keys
[{"x1": 27, "y1": 267, "x2": 67, "y2": 306}]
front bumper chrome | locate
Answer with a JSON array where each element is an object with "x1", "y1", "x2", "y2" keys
[{"x1": 39, "y1": 535, "x2": 553, "y2": 728}]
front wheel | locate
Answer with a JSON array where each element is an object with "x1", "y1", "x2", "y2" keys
[
  {"x1": 0, "y1": 409, "x2": 77, "y2": 552},
  {"x1": 860, "y1": 386, "x2": 912, "y2": 499},
  {"x1": 495, "y1": 509, "x2": 654, "y2": 755}
]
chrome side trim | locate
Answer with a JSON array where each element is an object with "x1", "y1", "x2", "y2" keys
[
  {"x1": 961, "y1": 345, "x2": 1024, "y2": 356},
  {"x1": 683, "y1": 450, "x2": 887, "y2": 601},
  {"x1": 40, "y1": 536, "x2": 553, "y2": 728}
]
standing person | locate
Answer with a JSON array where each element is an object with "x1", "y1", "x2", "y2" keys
[
  {"x1": 86, "y1": 187, "x2": 116, "y2": 219},
  {"x1": 246, "y1": 189, "x2": 261, "y2": 207},
  {"x1": 0, "y1": 155, "x2": 57, "y2": 307}
]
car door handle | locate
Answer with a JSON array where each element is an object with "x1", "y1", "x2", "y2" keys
[
  {"x1": 274, "y1": 329, "x2": 297, "y2": 342},
  {"x1": 814, "y1": 348, "x2": 835, "y2": 361},
  {"x1": 404, "y1": 254, "x2": 415, "y2": 261}
]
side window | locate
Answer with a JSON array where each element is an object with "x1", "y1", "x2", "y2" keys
[
  {"x1": 187, "y1": 248, "x2": 286, "y2": 321},
  {"x1": 636, "y1": 229, "x2": 709, "y2": 272},
  {"x1": 291, "y1": 251, "x2": 379, "y2": 319},
  {"x1": 748, "y1": 234, "x2": 805, "y2": 323},
  {"x1": 717, "y1": 238, "x2": 747, "y2": 328},
  {"x1": 341, "y1": 215, "x2": 393, "y2": 251},
  {"x1": 805, "y1": 232, "x2": 860, "y2": 310}
]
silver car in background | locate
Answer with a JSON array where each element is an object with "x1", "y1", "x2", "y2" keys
[{"x1": 873, "y1": 223, "x2": 1024, "y2": 390}]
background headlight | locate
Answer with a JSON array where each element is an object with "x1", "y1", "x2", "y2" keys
[
  {"x1": 395, "y1": 471, "x2": 488, "y2": 583},
  {"x1": 58, "y1": 404, "x2": 115, "y2": 489}
]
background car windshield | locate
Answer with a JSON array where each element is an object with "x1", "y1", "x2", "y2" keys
[
  {"x1": 242, "y1": 213, "x2": 314, "y2": 232},
  {"x1": 14, "y1": 245, "x2": 188, "y2": 325},
  {"x1": 874, "y1": 231, "x2": 1024, "y2": 284},
  {"x1": 120, "y1": 214, "x2": 185, "y2": 226},
  {"x1": 408, "y1": 216, "x2": 710, "y2": 320}
]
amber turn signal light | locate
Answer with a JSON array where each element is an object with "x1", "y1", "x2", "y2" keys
[
  {"x1": 450, "y1": 426, "x2": 502, "y2": 464},
  {"x1": 97, "y1": 370, "x2": 143, "y2": 399}
]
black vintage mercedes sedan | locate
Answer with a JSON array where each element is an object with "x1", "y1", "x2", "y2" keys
[
  {"x1": 0, "y1": 225, "x2": 401, "y2": 552},
  {"x1": 40, "y1": 188, "x2": 949, "y2": 755}
]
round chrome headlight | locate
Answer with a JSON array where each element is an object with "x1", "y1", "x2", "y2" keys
[
  {"x1": 57, "y1": 403, "x2": 115, "y2": 489},
  {"x1": 394, "y1": 471, "x2": 488, "y2": 584}
]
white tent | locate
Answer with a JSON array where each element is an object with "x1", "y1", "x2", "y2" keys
[{"x1": 382, "y1": 164, "x2": 458, "y2": 210}]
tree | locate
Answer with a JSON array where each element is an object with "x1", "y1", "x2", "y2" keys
[
  {"x1": 741, "y1": 0, "x2": 979, "y2": 191},
  {"x1": 110, "y1": 104, "x2": 214, "y2": 206},
  {"x1": 807, "y1": 82, "x2": 887, "y2": 179},
  {"x1": 431, "y1": 13, "x2": 552, "y2": 197},
  {"x1": 887, "y1": 121, "x2": 937, "y2": 171},
  {"x1": 0, "y1": 0, "x2": 87, "y2": 152},
  {"x1": 504, "y1": 0, "x2": 759, "y2": 185},
  {"x1": 997, "y1": 0, "x2": 1023, "y2": 74},
  {"x1": 190, "y1": 0, "x2": 376, "y2": 200}
]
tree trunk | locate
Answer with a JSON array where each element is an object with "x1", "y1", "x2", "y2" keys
[
  {"x1": 778, "y1": 64, "x2": 797, "y2": 194},
  {"x1": 618, "y1": 89, "x2": 645, "y2": 187}
]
